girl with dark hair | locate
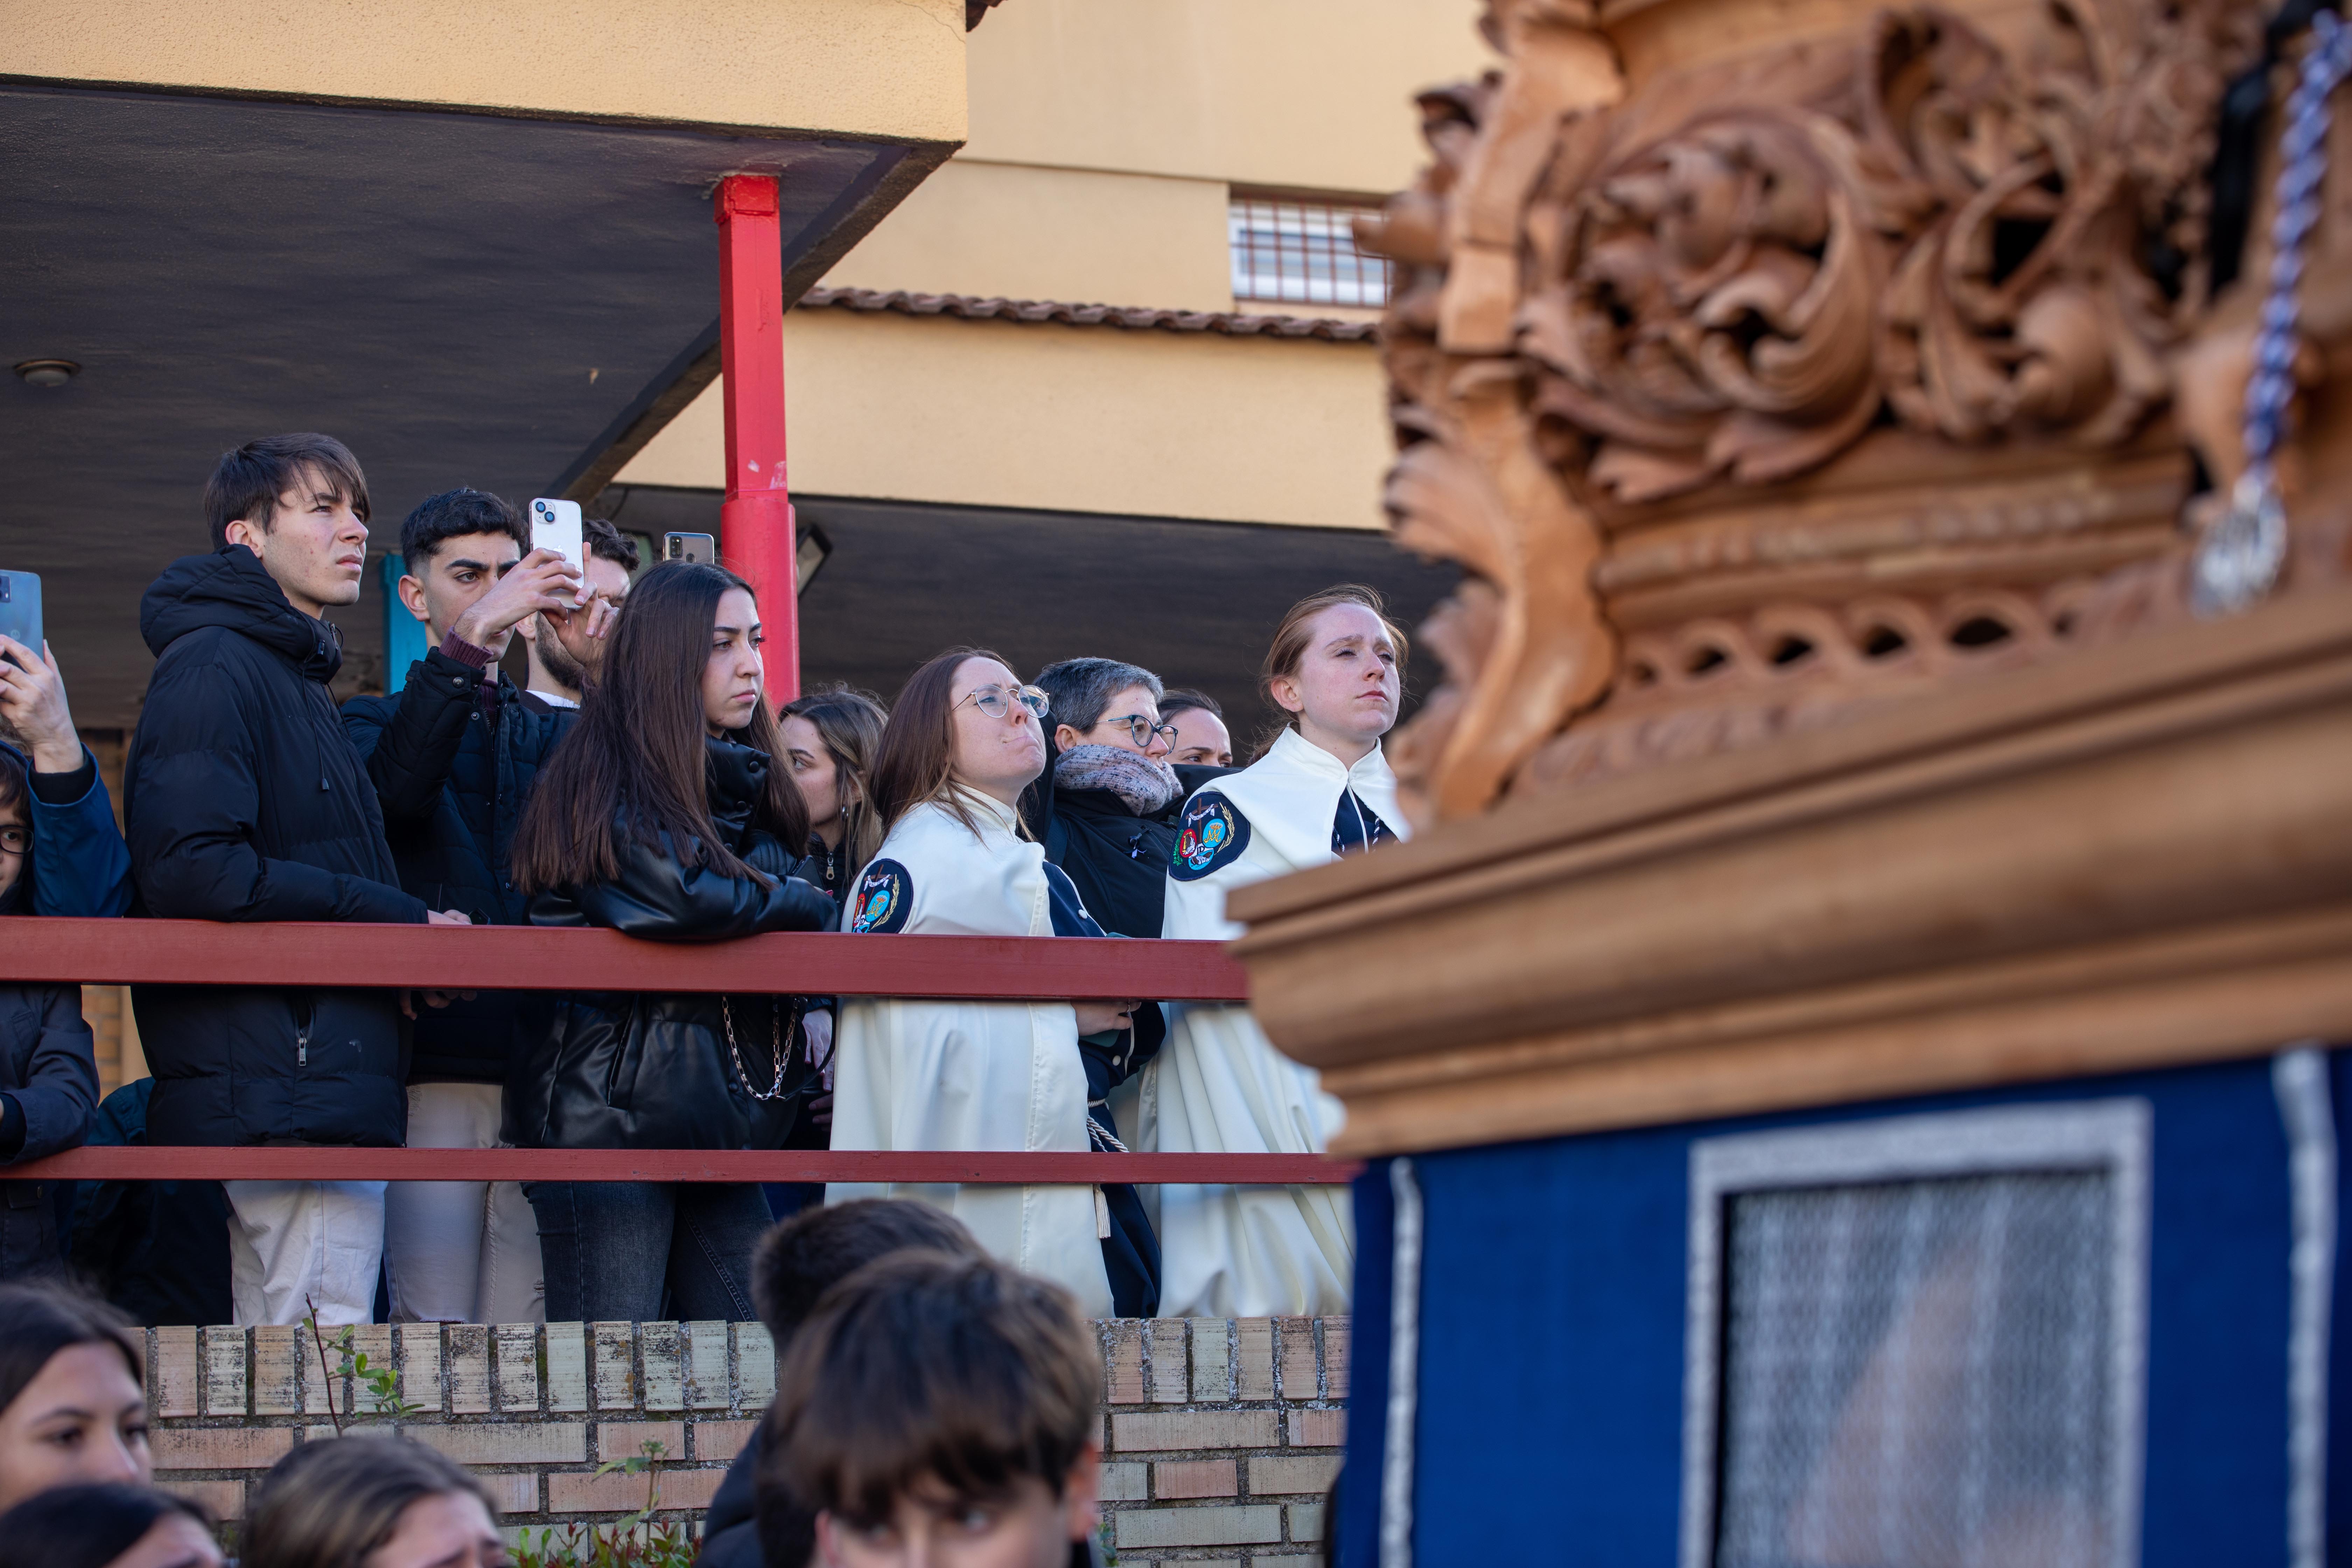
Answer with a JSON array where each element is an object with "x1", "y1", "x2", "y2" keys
[
  {"x1": 509, "y1": 562, "x2": 836, "y2": 1322},
  {"x1": 768, "y1": 686, "x2": 890, "y2": 1219},
  {"x1": 1143, "y1": 585, "x2": 1413, "y2": 1317},
  {"x1": 777, "y1": 685, "x2": 888, "y2": 898},
  {"x1": 828, "y1": 650, "x2": 1136, "y2": 1318},
  {"x1": 0, "y1": 1483, "x2": 219, "y2": 1568},
  {"x1": 244, "y1": 1435, "x2": 498, "y2": 1568},
  {"x1": 0, "y1": 1284, "x2": 148, "y2": 1513}
]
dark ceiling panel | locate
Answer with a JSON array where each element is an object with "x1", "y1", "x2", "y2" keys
[
  {"x1": 0, "y1": 84, "x2": 900, "y2": 722},
  {"x1": 597, "y1": 487, "x2": 1460, "y2": 748}
]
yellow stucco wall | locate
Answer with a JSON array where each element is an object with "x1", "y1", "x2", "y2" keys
[
  {"x1": 5, "y1": 0, "x2": 967, "y2": 142},
  {"x1": 618, "y1": 309, "x2": 1390, "y2": 531},
  {"x1": 961, "y1": 0, "x2": 1495, "y2": 192},
  {"x1": 818, "y1": 159, "x2": 1236, "y2": 311}
]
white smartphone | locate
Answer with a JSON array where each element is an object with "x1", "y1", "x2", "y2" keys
[{"x1": 529, "y1": 498, "x2": 587, "y2": 607}]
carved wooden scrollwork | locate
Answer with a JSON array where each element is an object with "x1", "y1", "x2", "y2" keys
[{"x1": 1368, "y1": 0, "x2": 2266, "y2": 822}]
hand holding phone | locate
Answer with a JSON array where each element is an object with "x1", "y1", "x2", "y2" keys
[
  {"x1": 530, "y1": 499, "x2": 588, "y2": 608},
  {"x1": 0, "y1": 634, "x2": 84, "y2": 774}
]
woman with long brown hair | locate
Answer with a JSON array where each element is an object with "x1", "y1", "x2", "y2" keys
[
  {"x1": 825, "y1": 649, "x2": 1138, "y2": 1318},
  {"x1": 1143, "y1": 584, "x2": 1412, "y2": 1317},
  {"x1": 508, "y1": 562, "x2": 835, "y2": 1323}
]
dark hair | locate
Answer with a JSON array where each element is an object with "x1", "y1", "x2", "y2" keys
[
  {"x1": 763, "y1": 1253, "x2": 1099, "y2": 1530},
  {"x1": 511, "y1": 562, "x2": 808, "y2": 892},
  {"x1": 752, "y1": 1199, "x2": 982, "y2": 1349},
  {"x1": 202, "y1": 434, "x2": 370, "y2": 552},
  {"x1": 398, "y1": 489, "x2": 526, "y2": 566},
  {"x1": 584, "y1": 517, "x2": 641, "y2": 571},
  {"x1": 245, "y1": 1435, "x2": 492, "y2": 1568},
  {"x1": 1034, "y1": 658, "x2": 1162, "y2": 741},
  {"x1": 0, "y1": 1284, "x2": 142, "y2": 1421},
  {"x1": 867, "y1": 648, "x2": 1032, "y2": 841},
  {"x1": 0, "y1": 1483, "x2": 212, "y2": 1568},
  {"x1": 0, "y1": 743, "x2": 24, "y2": 822},
  {"x1": 780, "y1": 685, "x2": 889, "y2": 873},
  {"x1": 1157, "y1": 687, "x2": 1222, "y2": 721}
]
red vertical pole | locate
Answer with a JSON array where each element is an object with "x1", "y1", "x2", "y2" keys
[{"x1": 714, "y1": 173, "x2": 800, "y2": 702}]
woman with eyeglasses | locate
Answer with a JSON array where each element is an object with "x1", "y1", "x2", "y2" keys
[
  {"x1": 1143, "y1": 585, "x2": 1413, "y2": 1318},
  {"x1": 826, "y1": 648, "x2": 1138, "y2": 1317}
]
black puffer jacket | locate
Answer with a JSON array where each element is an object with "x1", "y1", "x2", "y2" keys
[
  {"x1": 125, "y1": 548, "x2": 426, "y2": 1148},
  {"x1": 516, "y1": 737, "x2": 837, "y2": 1152},
  {"x1": 342, "y1": 650, "x2": 573, "y2": 1082},
  {"x1": 1033, "y1": 760, "x2": 1231, "y2": 939}
]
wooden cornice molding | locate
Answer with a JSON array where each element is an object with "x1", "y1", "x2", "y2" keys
[{"x1": 1229, "y1": 586, "x2": 2352, "y2": 1154}]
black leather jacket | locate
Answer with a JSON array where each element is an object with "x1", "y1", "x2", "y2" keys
[{"x1": 515, "y1": 737, "x2": 837, "y2": 1152}]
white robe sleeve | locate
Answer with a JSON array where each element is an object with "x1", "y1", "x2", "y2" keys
[
  {"x1": 1145, "y1": 785, "x2": 1353, "y2": 1317},
  {"x1": 828, "y1": 803, "x2": 1111, "y2": 1317}
]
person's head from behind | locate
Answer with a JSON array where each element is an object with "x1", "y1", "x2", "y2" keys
[
  {"x1": 0, "y1": 747, "x2": 28, "y2": 913},
  {"x1": 1155, "y1": 689, "x2": 1231, "y2": 768},
  {"x1": 779, "y1": 686, "x2": 890, "y2": 863},
  {"x1": 509, "y1": 561, "x2": 807, "y2": 895},
  {"x1": 1032, "y1": 659, "x2": 1171, "y2": 763},
  {"x1": 753, "y1": 1198, "x2": 983, "y2": 1352},
  {"x1": 203, "y1": 435, "x2": 372, "y2": 621},
  {"x1": 0, "y1": 1482, "x2": 220, "y2": 1568},
  {"x1": 0, "y1": 1285, "x2": 149, "y2": 1512},
  {"x1": 766, "y1": 1253, "x2": 1101, "y2": 1568},
  {"x1": 392, "y1": 489, "x2": 529, "y2": 653},
  {"x1": 517, "y1": 519, "x2": 638, "y2": 698},
  {"x1": 868, "y1": 650, "x2": 1047, "y2": 835},
  {"x1": 245, "y1": 1435, "x2": 502, "y2": 1568},
  {"x1": 1261, "y1": 584, "x2": 1408, "y2": 763}
]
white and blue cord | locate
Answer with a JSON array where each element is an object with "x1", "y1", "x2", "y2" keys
[{"x1": 2194, "y1": 10, "x2": 2352, "y2": 616}]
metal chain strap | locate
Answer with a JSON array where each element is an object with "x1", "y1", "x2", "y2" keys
[
  {"x1": 721, "y1": 995, "x2": 804, "y2": 1102},
  {"x1": 2194, "y1": 9, "x2": 2352, "y2": 616}
]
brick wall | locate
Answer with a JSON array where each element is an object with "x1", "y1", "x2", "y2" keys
[{"x1": 145, "y1": 1316, "x2": 1346, "y2": 1565}]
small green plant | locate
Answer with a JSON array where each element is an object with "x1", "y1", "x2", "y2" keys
[
  {"x1": 301, "y1": 1298, "x2": 424, "y2": 1434},
  {"x1": 511, "y1": 1441, "x2": 700, "y2": 1568}
]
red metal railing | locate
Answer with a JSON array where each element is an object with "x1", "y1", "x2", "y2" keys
[{"x1": 3, "y1": 920, "x2": 1361, "y2": 1186}]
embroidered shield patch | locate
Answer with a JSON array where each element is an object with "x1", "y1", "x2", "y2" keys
[
  {"x1": 1170, "y1": 792, "x2": 1250, "y2": 882},
  {"x1": 849, "y1": 859, "x2": 913, "y2": 933}
]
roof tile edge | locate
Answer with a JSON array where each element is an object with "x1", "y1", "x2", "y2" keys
[{"x1": 798, "y1": 285, "x2": 1381, "y2": 342}]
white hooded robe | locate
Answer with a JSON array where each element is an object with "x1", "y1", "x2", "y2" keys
[
  {"x1": 826, "y1": 791, "x2": 1113, "y2": 1317},
  {"x1": 1141, "y1": 726, "x2": 1409, "y2": 1316}
]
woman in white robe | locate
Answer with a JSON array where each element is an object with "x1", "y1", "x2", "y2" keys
[
  {"x1": 827, "y1": 649, "x2": 1139, "y2": 1318},
  {"x1": 1143, "y1": 586, "x2": 1412, "y2": 1317}
]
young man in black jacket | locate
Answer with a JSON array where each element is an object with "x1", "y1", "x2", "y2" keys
[
  {"x1": 125, "y1": 433, "x2": 469, "y2": 1326},
  {"x1": 340, "y1": 488, "x2": 585, "y2": 1325}
]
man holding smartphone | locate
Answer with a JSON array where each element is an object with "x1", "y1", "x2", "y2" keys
[
  {"x1": 340, "y1": 487, "x2": 588, "y2": 1326},
  {"x1": 514, "y1": 517, "x2": 636, "y2": 711},
  {"x1": 126, "y1": 433, "x2": 470, "y2": 1327}
]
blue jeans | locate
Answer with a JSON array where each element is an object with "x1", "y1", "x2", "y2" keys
[{"x1": 524, "y1": 1182, "x2": 771, "y2": 1323}]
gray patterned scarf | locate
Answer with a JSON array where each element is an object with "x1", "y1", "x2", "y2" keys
[{"x1": 1054, "y1": 743, "x2": 1182, "y2": 816}]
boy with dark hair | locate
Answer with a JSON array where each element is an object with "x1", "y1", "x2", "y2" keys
[
  {"x1": 699, "y1": 1199, "x2": 985, "y2": 1568},
  {"x1": 761, "y1": 1251, "x2": 1104, "y2": 1568},
  {"x1": 128, "y1": 434, "x2": 468, "y2": 1326},
  {"x1": 339, "y1": 487, "x2": 586, "y2": 1325},
  {"x1": 516, "y1": 517, "x2": 637, "y2": 711}
]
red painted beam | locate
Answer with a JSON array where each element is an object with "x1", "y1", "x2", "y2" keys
[
  {"x1": 715, "y1": 173, "x2": 799, "y2": 701},
  {"x1": 0, "y1": 920, "x2": 1249, "y2": 1000},
  {"x1": 14, "y1": 1148, "x2": 1358, "y2": 1184}
]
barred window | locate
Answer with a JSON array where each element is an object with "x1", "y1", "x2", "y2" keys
[{"x1": 1228, "y1": 195, "x2": 1393, "y2": 308}]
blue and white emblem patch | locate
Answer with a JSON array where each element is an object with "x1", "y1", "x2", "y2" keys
[
  {"x1": 1170, "y1": 792, "x2": 1250, "y2": 882},
  {"x1": 849, "y1": 859, "x2": 913, "y2": 933}
]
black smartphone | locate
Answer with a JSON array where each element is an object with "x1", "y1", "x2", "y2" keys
[
  {"x1": 0, "y1": 570, "x2": 40, "y2": 669},
  {"x1": 664, "y1": 532, "x2": 715, "y2": 565}
]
